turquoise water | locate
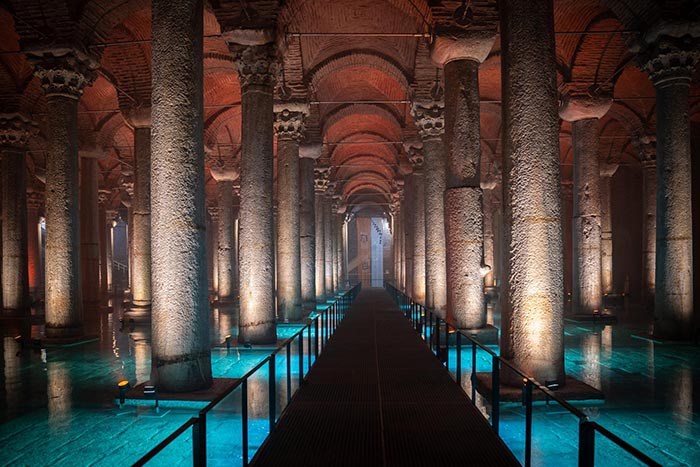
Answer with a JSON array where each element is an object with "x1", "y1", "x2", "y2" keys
[{"x1": 0, "y1": 299, "x2": 321, "y2": 467}]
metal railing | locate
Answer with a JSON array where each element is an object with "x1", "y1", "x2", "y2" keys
[
  {"x1": 132, "y1": 283, "x2": 361, "y2": 467},
  {"x1": 385, "y1": 282, "x2": 662, "y2": 467}
]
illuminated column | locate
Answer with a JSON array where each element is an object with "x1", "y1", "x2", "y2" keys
[
  {"x1": 27, "y1": 191, "x2": 44, "y2": 301},
  {"x1": 641, "y1": 35, "x2": 698, "y2": 339},
  {"x1": 404, "y1": 144, "x2": 426, "y2": 305},
  {"x1": 80, "y1": 148, "x2": 103, "y2": 312},
  {"x1": 482, "y1": 181, "x2": 497, "y2": 290},
  {"x1": 411, "y1": 101, "x2": 447, "y2": 316},
  {"x1": 500, "y1": 0, "x2": 565, "y2": 384},
  {"x1": 211, "y1": 167, "x2": 239, "y2": 304},
  {"x1": 151, "y1": 0, "x2": 212, "y2": 391},
  {"x1": 123, "y1": 109, "x2": 152, "y2": 310},
  {"x1": 324, "y1": 195, "x2": 334, "y2": 295},
  {"x1": 432, "y1": 34, "x2": 495, "y2": 326},
  {"x1": 314, "y1": 168, "x2": 329, "y2": 302},
  {"x1": 208, "y1": 207, "x2": 219, "y2": 294},
  {"x1": 599, "y1": 162, "x2": 618, "y2": 296},
  {"x1": 230, "y1": 39, "x2": 277, "y2": 344},
  {"x1": 97, "y1": 190, "x2": 110, "y2": 299},
  {"x1": 0, "y1": 114, "x2": 34, "y2": 312},
  {"x1": 274, "y1": 103, "x2": 307, "y2": 321},
  {"x1": 402, "y1": 177, "x2": 414, "y2": 295},
  {"x1": 636, "y1": 135, "x2": 656, "y2": 307},
  {"x1": 559, "y1": 93, "x2": 611, "y2": 315},
  {"x1": 335, "y1": 211, "x2": 345, "y2": 290},
  {"x1": 105, "y1": 210, "x2": 116, "y2": 293},
  {"x1": 29, "y1": 49, "x2": 97, "y2": 338},
  {"x1": 299, "y1": 145, "x2": 322, "y2": 311}
]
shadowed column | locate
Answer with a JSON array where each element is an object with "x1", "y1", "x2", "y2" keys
[
  {"x1": 636, "y1": 135, "x2": 657, "y2": 309},
  {"x1": 151, "y1": 0, "x2": 212, "y2": 391},
  {"x1": 300, "y1": 144, "x2": 321, "y2": 311},
  {"x1": 324, "y1": 195, "x2": 334, "y2": 295},
  {"x1": 29, "y1": 49, "x2": 97, "y2": 339},
  {"x1": 79, "y1": 148, "x2": 103, "y2": 313},
  {"x1": 211, "y1": 166, "x2": 239, "y2": 305},
  {"x1": 599, "y1": 162, "x2": 618, "y2": 296},
  {"x1": 314, "y1": 167, "x2": 329, "y2": 303},
  {"x1": 500, "y1": 0, "x2": 565, "y2": 384},
  {"x1": 404, "y1": 143, "x2": 426, "y2": 306}
]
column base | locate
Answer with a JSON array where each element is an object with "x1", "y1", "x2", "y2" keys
[
  {"x1": 474, "y1": 373, "x2": 604, "y2": 401},
  {"x1": 455, "y1": 324, "x2": 499, "y2": 345},
  {"x1": 45, "y1": 324, "x2": 84, "y2": 340},
  {"x1": 652, "y1": 319, "x2": 695, "y2": 341},
  {"x1": 122, "y1": 305, "x2": 152, "y2": 323}
]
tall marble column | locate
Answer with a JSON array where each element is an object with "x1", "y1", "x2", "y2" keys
[
  {"x1": 211, "y1": 168, "x2": 239, "y2": 304},
  {"x1": 29, "y1": 49, "x2": 97, "y2": 338},
  {"x1": 274, "y1": 104, "x2": 307, "y2": 321},
  {"x1": 599, "y1": 162, "x2": 618, "y2": 296},
  {"x1": 641, "y1": 34, "x2": 698, "y2": 339},
  {"x1": 411, "y1": 101, "x2": 447, "y2": 316},
  {"x1": 300, "y1": 145, "x2": 321, "y2": 311},
  {"x1": 404, "y1": 144, "x2": 426, "y2": 305},
  {"x1": 500, "y1": 0, "x2": 565, "y2": 384},
  {"x1": 123, "y1": 109, "x2": 152, "y2": 312},
  {"x1": 26, "y1": 191, "x2": 44, "y2": 301},
  {"x1": 314, "y1": 168, "x2": 329, "y2": 303},
  {"x1": 559, "y1": 93, "x2": 612, "y2": 315},
  {"x1": 636, "y1": 135, "x2": 657, "y2": 308},
  {"x1": 151, "y1": 0, "x2": 212, "y2": 391},
  {"x1": 431, "y1": 33, "x2": 495, "y2": 326},
  {"x1": 0, "y1": 114, "x2": 34, "y2": 312},
  {"x1": 230, "y1": 38, "x2": 277, "y2": 344},
  {"x1": 323, "y1": 195, "x2": 334, "y2": 295},
  {"x1": 80, "y1": 148, "x2": 103, "y2": 312}
]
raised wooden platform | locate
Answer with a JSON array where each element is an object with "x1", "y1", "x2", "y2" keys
[{"x1": 251, "y1": 289, "x2": 519, "y2": 467}]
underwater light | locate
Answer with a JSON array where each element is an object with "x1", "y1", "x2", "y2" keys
[
  {"x1": 117, "y1": 380, "x2": 131, "y2": 406},
  {"x1": 225, "y1": 334, "x2": 232, "y2": 350}
]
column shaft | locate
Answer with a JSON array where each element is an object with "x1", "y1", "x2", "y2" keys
[
  {"x1": 80, "y1": 157, "x2": 100, "y2": 310},
  {"x1": 500, "y1": 0, "x2": 565, "y2": 383},
  {"x1": 600, "y1": 172, "x2": 614, "y2": 295},
  {"x1": 403, "y1": 180, "x2": 414, "y2": 295},
  {"x1": 324, "y1": 198, "x2": 333, "y2": 294},
  {"x1": 335, "y1": 215, "x2": 344, "y2": 290},
  {"x1": 131, "y1": 126, "x2": 151, "y2": 307},
  {"x1": 27, "y1": 199, "x2": 42, "y2": 301},
  {"x1": 217, "y1": 181, "x2": 235, "y2": 302},
  {"x1": 300, "y1": 158, "x2": 316, "y2": 310},
  {"x1": 423, "y1": 138, "x2": 447, "y2": 314},
  {"x1": 314, "y1": 192, "x2": 326, "y2": 302},
  {"x1": 98, "y1": 204, "x2": 108, "y2": 298},
  {"x1": 412, "y1": 172, "x2": 426, "y2": 305},
  {"x1": 151, "y1": 0, "x2": 211, "y2": 391},
  {"x1": 2, "y1": 147, "x2": 29, "y2": 310},
  {"x1": 642, "y1": 161, "x2": 656, "y2": 305}
]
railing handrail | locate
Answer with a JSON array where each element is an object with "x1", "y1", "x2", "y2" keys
[
  {"x1": 384, "y1": 282, "x2": 662, "y2": 467},
  {"x1": 131, "y1": 283, "x2": 361, "y2": 467}
]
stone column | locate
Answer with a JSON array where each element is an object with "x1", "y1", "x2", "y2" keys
[
  {"x1": 559, "y1": 93, "x2": 612, "y2": 315},
  {"x1": 151, "y1": 0, "x2": 212, "y2": 391},
  {"x1": 637, "y1": 135, "x2": 657, "y2": 307},
  {"x1": 29, "y1": 49, "x2": 97, "y2": 338},
  {"x1": 300, "y1": 145, "x2": 321, "y2": 311},
  {"x1": 274, "y1": 103, "x2": 307, "y2": 321},
  {"x1": 334, "y1": 210, "x2": 345, "y2": 290},
  {"x1": 97, "y1": 190, "x2": 110, "y2": 300},
  {"x1": 211, "y1": 167, "x2": 239, "y2": 304},
  {"x1": 599, "y1": 162, "x2": 618, "y2": 296},
  {"x1": 432, "y1": 33, "x2": 496, "y2": 327},
  {"x1": 411, "y1": 101, "x2": 448, "y2": 316},
  {"x1": 324, "y1": 195, "x2": 334, "y2": 295},
  {"x1": 404, "y1": 143, "x2": 426, "y2": 305},
  {"x1": 123, "y1": 109, "x2": 152, "y2": 312},
  {"x1": 26, "y1": 191, "x2": 44, "y2": 301},
  {"x1": 481, "y1": 181, "x2": 497, "y2": 290},
  {"x1": 80, "y1": 149, "x2": 103, "y2": 313},
  {"x1": 230, "y1": 39, "x2": 277, "y2": 344},
  {"x1": 0, "y1": 114, "x2": 34, "y2": 312},
  {"x1": 208, "y1": 207, "x2": 219, "y2": 294},
  {"x1": 105, "y1": 210, "x2": 116, "y2": 294},
  {"x1": 641, "y1": 35, "x2": 698, "y2": 339},
  {"x1": 314, "y1": 168, "x2": 329, "y2": 303},
  {"x1": 500, "y1": 0, "x2": 565, "y2": 384},
  {"x1": 402, "y1": 178, "x2": 414, "y2": 295}
]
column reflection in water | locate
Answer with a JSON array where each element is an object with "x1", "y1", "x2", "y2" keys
[
  {"x1": 581, "y1": 331, "x2": 601, "y2": 389},
  {"x1": 47, "y1": 359, "x2": 72, "y2": 432},
  {"x1": 3, "y1": 336, "x2": 22, "y2": 412},
  {"x1": 671, "y1": 366, "x2": 693, "y2": 435},
  {"x1": 129, "y1": 326, "x2": 152, "y2": 385}
]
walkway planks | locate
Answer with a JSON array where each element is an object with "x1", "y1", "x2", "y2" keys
[{"x1": 251, "y1": 288, "x2": 520, "y2": 467}]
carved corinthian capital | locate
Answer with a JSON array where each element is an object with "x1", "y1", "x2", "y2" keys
[
  {"x1": 411, "y1": 99, "x2": 445, "y2": 141},
  {"x1": 231, "y1": 44, "x2": 277, "y2": 90},
  {"x1": 28, "y1": 48, "x2": 98, "y2": 99},
  {"x1": 0, "y1": 113, "x2": 37, "y2": 147},
  {"x1": 273, "y1": 102, "x2": 309, "y2": 141}
]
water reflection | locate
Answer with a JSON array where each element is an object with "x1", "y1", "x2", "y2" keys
[
  {"x1": 581, "y1": 331, "x2": 601, "y2": 389},
  {"x1": 671, "y1": 366, "x2": 693, "y2": 435},
  {"x1": 47, "y1": 360, "x2": 71, "y2": 431}
]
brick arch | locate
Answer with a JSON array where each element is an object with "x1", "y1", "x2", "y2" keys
[
  {"x1": 308, "y1": 50, "x2": 410, "y2": 94},
  {"x1": 323, "y1": 103, "x2": 402, "y2": 143},
  {"x1": 204, "y1": 106, "x2": 242, "y2": 151}
]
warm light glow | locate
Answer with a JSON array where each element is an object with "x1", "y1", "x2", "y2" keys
[{"x1": 118, "y1": 380, "x2": 129, "y2": 387}]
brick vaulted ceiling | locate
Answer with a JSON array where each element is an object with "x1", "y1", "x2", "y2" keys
[{"x1": 1, "y1": 0, "x2": 699, "y2": 215}]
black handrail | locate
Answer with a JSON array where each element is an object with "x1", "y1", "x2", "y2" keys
[
  {"x1": 384, "y1": 282, "x2": 662, "y2": 467},
  {"x1": 131, "y1": 283, "x2": 361, "y2": 467}
]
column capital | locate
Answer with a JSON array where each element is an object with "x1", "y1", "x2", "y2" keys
[
  {"x1": 273, "y1": 102, "x2": 308, "y2": 141},
  {"x1": 98, "y1": 189, "x2": 112, "y2": 207},
  {"x1": 299, "y1": 143, "x2": 323, "y2": 160},
  {"x1": 26, "y1": 190, "x2": 45, "y2": 210},
  {"x1": 634, "y1": 133, "x2": 657, "y2": 167},
  {"x1": 634, "y1": 24, "x2": 700, "y2": 87},
  {"x1": 430, "y1": 31, "x2": 497, "y2": 67},
  {"x1": 599, "y1": 162, "x2": 619, "y2": 178},
  {"x1": 122, "y1": 106, "x2": 152, "y2": 129},
  {"x1": 404, "y1": 141, "x2": 424, "y2": 171},
  {"x1": 314, "y1": 166, "x2": 331, "y2": 193},
  {"x1": 208, "y1": 205, "x2": 219, "y2": 220},
  {"x1": 79, "y1": 143, "x2": 108, "y2": 159},
  {"x1": 558, "y1": 92, "x2": 612, "y2": 122},
  {"x1": 411, "y1": 99, "x2": 445, "y2": 141},
  {"x1": 210, "y1": 165, "x2": 240, "y2": 182},
  {"x1": 230, "y1": 43, "x2": 277, "y2": 91},
  {"x1": 27, "y1": 48, "x2": 98, "y2": 99},
  {"x1": 0, "y1": 113, "x2": 38, "y2": 148}
]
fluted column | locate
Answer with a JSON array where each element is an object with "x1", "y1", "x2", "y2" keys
[
  {"x1": 123, "y1": 108, "x2": 152, "y2": 311},
  {"x1": 559, "y1": 93, "x2": 612, "y2": 315},
  {"x1": 410, "y1": 102, "x2": 447, "y2": 316},
  {"x1": 0, "y1": 113, "x2": 34, "y2": 312},
  {"x1": 274, "y1": 103, "x2": 307, "y2": 321},
  {"x1": 641, "y1": 34, "x2": 698, "y2": 339},
  {"x1": 599, "y1": 162, "x2": 618, "y2": 296},
  {"x1": 432, "y1": 33, "x2": 496, "y2": 327},
  {"x1": 80, "y1": 148, "x2": 102, "y2": 312},
  {"x1": 151, "y1": 0, "x2": 211, "y2": 391},
  {"x1": 230, "y1": 39, "x2": 277, "y2": 344},
  {"x1": 211, "y1": 167, "x2": 239, "y2": 304},
  {"x1": 500, "y1": 0, "x2": 564, "y2": 384},
  {"x1": 300, "y1": 145, "x2": 321, "y2": 311},
  {"x1": 637, "y1": 135, "x2": 657, "y2": 307},
  {"x1": 314, "y1": 168, "x2": 329, "y2": 302},
  {"x1": 29, "y1": 49, "x2": 97, "y2": 338}
]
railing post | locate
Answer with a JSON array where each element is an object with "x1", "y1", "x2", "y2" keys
[
  {"x1": 435, "y1": 316, "x2": 440, "y2": 357},
  {"x1": 298, "y1": 333, "x2": 304, "y2": 386},
  {"x1": 242, "y1": 379, "x2": 249, "y2": 467},
  {"x1": 307, "y1": 324, "x2": 312, "y2": 368},
  {"x1": 268, "y1": 357, "x2": 276, "y2": 432},
  {"x1": 491, "y1": 355, "x2": 500, "y2": 435},
  {"x1": 286, "y1": 342, "x2": 292, "y2": 404},
  {"x1": 471, "y1": 341, "x2": 477, "y2": 403},
  {"x1": 578, "y1": 420, "x2": 595, "y2": 467},
  {"x1": 456, "y1": 332, "x2": 462, "y2": 386},
  {"x1": 444, "y1": 321, "x2": 450, "y2": 369},
  {"x1": 192, "y1": 417, "x2": 205, "y2": 467},
  {"x1": 524, "y1": 380, "x2": 533, "y2": 467},
  {"x1": 314, "y1": 318, "x2": 319, "y2": 360}
]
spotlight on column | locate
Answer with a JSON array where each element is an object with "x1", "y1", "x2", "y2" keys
[
  {"x1": 117, "y1": 380, "x2": 131, "y2": 406},
  {"x1": 225, "y1": 334, "x2": 232, "y2": 350}
]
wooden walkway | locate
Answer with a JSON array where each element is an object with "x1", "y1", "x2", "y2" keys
[{"x1": 251, "y1": 288, "x2": 520, "y2": 467}]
